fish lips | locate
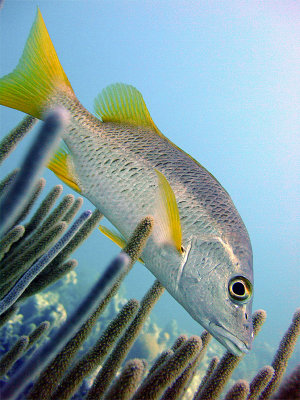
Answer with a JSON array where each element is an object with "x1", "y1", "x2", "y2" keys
[{"x1": 209, "y1": 322, "x2": 252, "y2": 356}]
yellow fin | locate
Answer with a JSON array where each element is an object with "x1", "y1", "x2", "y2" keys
[
  {"x1": 99, "y1": 225, "x2": 144, "y2": 264},
  {"x1": 94, "y1": 83, "x2": 159, "y2": 133},
  {"x1": 0, "y1": 8, "x2": 73, "y2": 119},
  {"x1": 154, "y1": 169, "x2": 183, "y2": 254},
  {"x1": 48, "y1": 146, "x2": 81, "y2": 193}
]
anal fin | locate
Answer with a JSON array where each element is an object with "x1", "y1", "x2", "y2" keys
[{"x1": 48, "y1": 144, "x2": 81, "y2": 193}]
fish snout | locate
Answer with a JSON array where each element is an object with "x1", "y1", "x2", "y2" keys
[{"x1": 209, "y1": 321, "x2": 253, "y2": 356}]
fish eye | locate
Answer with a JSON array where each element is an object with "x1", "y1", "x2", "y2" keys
[{"x1": 228, "y1": 276, "x2": 252, "y2": 303}]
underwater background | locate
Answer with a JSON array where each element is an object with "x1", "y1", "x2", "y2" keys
[{"x1": 0, "y1": 1, "x2": 299, "y2": 398}]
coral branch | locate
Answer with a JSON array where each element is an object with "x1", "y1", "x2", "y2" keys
[
  {"x1": 195, "y1": 310, "x2": 267, "y2": 400},
  {"x1": 248, "y1": 365, "x2": 274, "y2": 400},
  {"x1": 0, "y1": 115, "x2": 36, "y2": 165},
  {"x1": 0, "y1": 336, "x2": 29, "y2": 378},
  {"x1": 62, "y1": 197, "x2": 83, "y2": 223},
  {"x1": 148, "y1": 349, "x2": 174, "y2": 376},
  {"x1": 0, "y1": 221, "x2": 68, "y2": 293},
  {"x1": 86, "y1": 280, "x2": 165, "y2": 399},
  {"x1": 20, "y1": 259, "x2": 78, "y2": 299},
  {"x1": 161, "y1": 331, "x2": 212, "y2": 400},
  {"x1": 171, "y1": 334, "x2": 188, "y2": 351},
  {"x1": 122, "y1": 216, "x2": 154, "y2": 260},
  {"x1": 50, "y1": 299, "x2": 139, "y2": 400},
  {"x1": 131, "y1": 336, "x2": 202, "y2": 400},
  {"x1": 23, "y1": 184, "x2": 63, "y2": 238},
  {"x1": 13, "y1": 177, "x2": 45, "y2": 226},
  {"x1": 0, "y1": 109, "x2": 66, "y2": 236},
  {"x1": 259, "y1": 308, "x2": 300, "y2": 399},
  {"x1": 224, "y1": 380, "x2": 250, "y2": 400},
  {"x1": 0, "y1": 225, "x2": 25, "y2": 261},
  {"x1": 194, "y1": 356, "x2": 219, "y2": 398},
  {"x1": 0, "y1": 169, "x2": 19, "y2": 194},
  {"x1": 0, "y1": 252, "x2": 131, "y2": 400},
  {"x1": 271, "y1": 364, "x2": 300, "y2": 400},
  {"x1": 0, "y1": 304, "x2": 19, "y2": 328},
  {"x1": 0, "y1": 210, "x2": 91, "y2": 314},
  {"x1": 40, "y1": 208, "x2": 103, "y2": 272},
  {"x1": 2, "y1": 193, "x2": 75, "y2": 264},
  {"x1": 26, "y1": 321, "x2": 50, "y2": 351},
  {"x1": 103, "y1": 359, "x2": 147, "y2": 400}
]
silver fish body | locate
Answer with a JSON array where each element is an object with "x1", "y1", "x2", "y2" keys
[
  {"x1": 55, "y1": 91, "x2": 254, "y2": 355},
  {"x1": 0, "y1": 8, "x2": 253, "y2": 354}
]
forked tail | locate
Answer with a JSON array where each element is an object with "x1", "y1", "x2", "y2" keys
[{"x1": 0, "y1": 8, "x2": 73, "y2": 119}]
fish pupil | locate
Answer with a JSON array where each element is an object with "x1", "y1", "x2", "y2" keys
[{"x1": 232, "y1": 282, "x2": 245, "y2": 296}]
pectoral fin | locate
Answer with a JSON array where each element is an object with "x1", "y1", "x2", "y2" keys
[
  {"x1": 154, "y1": 169, "x2": 183, "y2": 254},
  {"x1": 48, "y1": 144, "x2": 81, "y2": 193},
  {"x1": 99, "y1": 225, "x2": 145, "y2": 264}
]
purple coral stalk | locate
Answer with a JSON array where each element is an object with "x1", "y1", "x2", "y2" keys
[
  {"x1": 0, "y1": 210, "x2": 91, "y2": 315},
  {"x1": 0, "y1": 251, "x2": 130, "y2": 400},
  {"x1": 0, "y1": 108, "x2": 67, "y2": 236}
]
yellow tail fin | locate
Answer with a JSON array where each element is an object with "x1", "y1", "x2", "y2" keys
[{"x1": 0, "y1": 8, "x2": 73, "y2": 119}]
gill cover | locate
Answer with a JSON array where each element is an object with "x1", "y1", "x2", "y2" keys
[{"x1": 176, "y1": 235, "x2": 253, "y2": 355}]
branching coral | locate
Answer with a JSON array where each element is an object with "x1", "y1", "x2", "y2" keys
[
  {"x1": 0, "y1": 304, "x2": 19, "y2": 329},
  {"x1": 19, "y1": 258, "x2": 78, "y2": 300},
  {"x1": 0, "y1": 113, "x2": 105, "y2": 326},
  {"x1": 0, "y1": 109, "x2": 65, "y2": 236},
  {"x1": 160, "y1": 331, "x2": 212, "y2": 400},
  {"x1": 1, "y1": 252, "x2": 132, "y2": 400},
  {"x1": 0, "y1": 211, "x2": 92, "y2": 315},
  {"x1": 26, "y1": 321, "x2": 50, "y2": 352},
  {"x1": 13, "y1": 177, "x2": 46, "y2": 227},
  {"x1": 194, "y1": 310, "x2": 267, "y2": 400},
  {"x1": 0, "y1": 115, "x2": 36, "y2": 165},
  {"x1": 132, "y1": 335, "x2": 203, "y2": 400},
  {"x1": 0, "y1": 321, "x2": 49, "y2": 380},
  {"x1": 194, "y1": 355, "x2": 219, "y2": 397},
  {"x1": 50, "y1": 299, "x2": 139, "y2": 400},
  {"x1": 0, "y1": 220, "x2": 68, "y2": 294},
  {"x1": 0, "y1": 225, "x2": 25, "y2": 261},
  {"x1": 103, "y1": 358, "x2": 147, "y2": 400},
  {"x1": 0, "y1": 262, "x2": 299, "y2": 400},
  {"x1": 0, "y1": 335, "x2": 29, "y2": 378},
  {"x1": 248, "y1": 365, "x2": 274, "y2": 400},
  {"x1": 86, "y1": 279, "x2": 165, "y2": 399},
  {"x1": 21, "y1": 184, "x2": 63, "y2": 238},
  {"x1": 270, "y1": 363, "x2": 300, "y2": 400},
  {"x1": 0, "y1": 114, "x2": 299, "y2": 400},
  {"x1": 223, "y1": 379, "x2": 249, "y2": 400},
  {"x1": 259, "y1": 308, "x2": 300, "y2": 399},
  {"x1": 2, "y1": 214, "x2": 154, "y2": 400}
]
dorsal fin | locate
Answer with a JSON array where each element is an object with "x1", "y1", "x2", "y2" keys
[
  {"x1": 48, "y1": 144, "x2": 81, "y2": 193},
  {"x1": 94, "y1": 83, "x2": 160, "y2": 133}
]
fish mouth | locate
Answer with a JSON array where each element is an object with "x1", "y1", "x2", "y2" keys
[{"x1": 209, "y1": 322, "x2": 251, "y2": 356}]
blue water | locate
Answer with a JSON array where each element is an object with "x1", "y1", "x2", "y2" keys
[{"x1": 0, "y1": 0, "x2": 299, "y2": 391}]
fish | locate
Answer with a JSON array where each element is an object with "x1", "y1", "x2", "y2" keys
[{"x1": 0, "y1": 9, "x2": 254, "y2": 355}]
